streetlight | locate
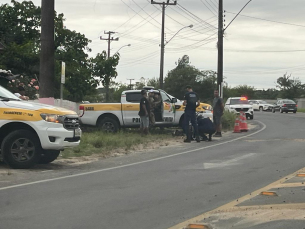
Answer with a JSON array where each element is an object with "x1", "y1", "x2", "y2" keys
[
  {"x1": 165, "y1": 24, "x2": 193, "y2": 46},
  {"x1": 159, "y1": 24, "x2": 193, "y2": 89},
  {"x1": 115, "y1": 44, "x2": 131, "y2": 55}
]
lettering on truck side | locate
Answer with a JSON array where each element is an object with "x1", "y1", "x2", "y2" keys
[{"x1": 132, "y1": 118, "x2": 141, "y2": 123}]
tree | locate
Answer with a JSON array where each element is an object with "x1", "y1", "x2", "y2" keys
[
  {"x1": 224, "y1": 85, "x2": 256, "y2": 100},
  {"x1": 276, "y1": 73, "x2": 305, "y2": 99},
  {"x1": 164, "y1": 56, "x2": 217, "y2": 102},
  {"x1": 112, "y1": 83, "x2": 129, "y2": 102},
  {"x1": 92, "y1": 51, "x2": 120, "y2": 102},
  {"x1": 0, "y1": 0, "x2": 99, "y2": 102},
  {"x1": 147, "y1": 77, "x2": 161, "y2": 89}
]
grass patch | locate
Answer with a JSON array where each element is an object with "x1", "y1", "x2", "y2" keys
[
  {"x1": 222, "y1": 111, "x2": 237, "y2": 131},
  {"x1": 297, "y1": 108, "x2": 305, "y2": 113},
  {"x1": 62, "y1": 129, "x2": 174, "y2": 158}
]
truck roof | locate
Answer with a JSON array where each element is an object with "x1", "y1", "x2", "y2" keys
[{"x1": 122, "y1": 89, "x2": 161, "y2": 94}]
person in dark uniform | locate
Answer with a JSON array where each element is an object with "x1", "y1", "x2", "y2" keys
[
  {"x1": 212, "y1": 90, "x2": 224, "y2": 137},
  {"x1": 139, "y1": 89, "x2": 150, "y2": 136},
  {"x1": 183, "y1": 85, "x2": 200, "y2": 143},
  {"x1": 148, "y1": 90, "x2": 156, "y2": 126}
]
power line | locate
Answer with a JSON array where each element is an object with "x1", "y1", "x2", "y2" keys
[
  {"x1": 177, "y1": 3, "x2": 217, "y2": 30},
  {"x1": 224, "y1": 49, "x2": 305, "y2": 53},
  {"x1": 205, "y1": 0, "x2": 218, "y2": 14},
  {"x1": 113, "y1": 2, "x2": 151, "y2": 31},
  {"x1": 120, "y1": 0, "x2": 160, "y2": 30},
  {"x1": 131, "y1": 0, "x2": 162, "y2": 27},
  {"x1": 200, "y1": 0, "x2": 217, "y2": 16},
  {"x1": 119, "y1": 9, "x2": 161, "y2": 37},
  {"x1": 226, "y1": 11, "x2": 305, "y2": 28},
  {"x1": 224, "y1": 0, "x2": 252, "y2": 32}
]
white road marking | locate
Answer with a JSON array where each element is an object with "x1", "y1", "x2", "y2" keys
[
  {"x1": 204, "y1": 153, "x2": 256, "y2": 169},
  {"x1": 0, "y1": 121, "x2": 267, "y2": 191}
]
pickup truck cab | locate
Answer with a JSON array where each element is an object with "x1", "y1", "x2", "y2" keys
[
  {"x1": 225, "y1": 97, "x2": 254, "y2": 119},
  {"x1": 0, "y1": 85, "x2": 81, "y2": 169},
  {"x1": 79, "y1": 88, "x2": 212, "y2": 132}
]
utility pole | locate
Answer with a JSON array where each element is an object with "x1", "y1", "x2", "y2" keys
[
  {"x1": 127, "y1": 79, "x2": 135, "y2": 90},
  {"x1": 100, "y1": 31, "x2": 119, "y2": 58},
  {"x1": 40, "y1": 0, "x2": 55, "y2": 98},
  {"x1": 217, "y1": 0, "x2": 224, "y2": 98},
  {"x1": 100, "y1": 31, "x2": 119, "y2": 102},
  {"x1": 151, "y1": 0, "x2": 177, "y2": 89}
]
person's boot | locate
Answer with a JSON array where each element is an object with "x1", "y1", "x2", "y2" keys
[
  {"x1": 195, "y1": 135, "x2": 201, "y2": 142},
  {"x1": 184, "y1": 137, "x2": 191, "y2": 143}
]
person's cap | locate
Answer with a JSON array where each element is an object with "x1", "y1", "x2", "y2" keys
[
  {"x1": 148, "y1": 89, "x2": 154, "y2": 93},
  {"x1": 185, "y1": 85, "x2": 192, "y2": 89}
]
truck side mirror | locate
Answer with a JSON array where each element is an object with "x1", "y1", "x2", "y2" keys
[{"x1": 171, "y1": 98, "x2": 177, "y2": 103}]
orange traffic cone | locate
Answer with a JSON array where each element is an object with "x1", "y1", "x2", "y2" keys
[
  {"x1": 233, "y1": 116, "x2": 241, "y2": 133},
  {"x1": 240, "y1": 112, "x2": 249, "y2": 132}
]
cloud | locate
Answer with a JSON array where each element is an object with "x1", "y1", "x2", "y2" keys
[{"x1": 3, "y1": 0, "x2": 305, "y2": 90}]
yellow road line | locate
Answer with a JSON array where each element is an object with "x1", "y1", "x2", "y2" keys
[
  {"x1": 168, "y1": 167, "x2": 305, "y2": 229},
  {"x1": 273, "y1": 182, "x2": 305, "y2": 188}
]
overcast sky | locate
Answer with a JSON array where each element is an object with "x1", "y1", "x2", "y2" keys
[{"x1": 2, "y1": 0, "x2": 305, "y2": 89}]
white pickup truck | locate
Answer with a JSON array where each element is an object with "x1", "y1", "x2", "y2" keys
[
  {"x1": 79, "y1": 89, "x2": 213, "y2": 132},
  {"x1": 0, "y1": 85, "x2": 81, "y2": 169},
  {"x1": 225, "y1": 97, "x2": 254, "y2": 119}
]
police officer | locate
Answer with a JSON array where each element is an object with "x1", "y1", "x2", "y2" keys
[
  {"x1": 183, "y1": 85, "x2": 200, "y2": 143},
  {"x1": 148, "y1": 89, "x2": 156, "y2": 126}
]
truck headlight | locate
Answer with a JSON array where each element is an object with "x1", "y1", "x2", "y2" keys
[{"x1": 40, "y1": 114, "x2": 63, "y2": 123}]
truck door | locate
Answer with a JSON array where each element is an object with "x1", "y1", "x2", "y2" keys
[
  {"x1": 121, "y1": 92, "x2": 142, "y2": 126},
  {"x1": 159, "y1": 91, "x2": 175, "y2": 124}
]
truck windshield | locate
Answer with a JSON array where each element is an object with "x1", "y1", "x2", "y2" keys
[
  {"x1": 0, "y1": 86, "x2": 21, "y2": 101},
  {"x1": 230, "y1": 99, "x2": 249, "y2": 105}
]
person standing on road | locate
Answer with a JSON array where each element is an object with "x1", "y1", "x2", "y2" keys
[
  {"x1": 148, "y1": 89, "x2": 156, "y2": 127},
  {"x1": 183, "y1": 85, "x2": 200, "y2": 143},
  {"x1": 139, "y1": 89, "x2": 150, "y2": 136},
  {"x1": 212, "y1": 90, "x2": 224, "y2": 137}
]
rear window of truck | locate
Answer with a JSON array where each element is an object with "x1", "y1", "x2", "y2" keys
[{"x1": 126, "y1": 93, "x2": 142, "y2": 103}]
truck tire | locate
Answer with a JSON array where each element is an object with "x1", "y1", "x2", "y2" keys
[
  {"x1": 1, "y1": 130, "x2": 42, "y2": 169},
  {"x1": 259, "y1": 107, "x2": 263, "y2": 112},
  {"x1": 97, "y1": 117, "x2": 119, "y2": 133},
  {"x1": 280, "y1": 108, "x2": 283, "y2": 113},
  {"x1": 39, "y1": 150, "x2": 60, "y2": 164}
]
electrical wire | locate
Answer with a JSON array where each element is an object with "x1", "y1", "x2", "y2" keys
[{"x1": 226, "y1": 11, "x2": 305, "y2": 28}]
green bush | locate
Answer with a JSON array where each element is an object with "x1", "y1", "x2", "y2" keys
[{"x1": 221, "y1": 111, "x2": 237, "y2": 131}]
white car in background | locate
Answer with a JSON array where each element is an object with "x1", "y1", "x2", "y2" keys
[
  {"x1": 225, "y1": 97, "x2": 254, "y2": 119},
  {"x1": 249, "y1": 100, "x2": 273, "y2": 111}
]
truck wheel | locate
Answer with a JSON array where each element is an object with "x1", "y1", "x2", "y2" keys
[
  {"x1": 272, "y1": 108, "x2": 275, "y2": 113},
  {"x1": 259, "y1": 107, "x2": 263, "y2": 112},
  {"x1": 1, "y1": 130, "x2": 41, "y2": 169},
  {"x1": 98, "y1": 117, "x2": 119, "y2": 133},
  {"x1": 280, "y1": 108, "x2": 283, "y2": 113},
  {"x1": 39, "y1": 150, "x2": 60, "y2": 164}
]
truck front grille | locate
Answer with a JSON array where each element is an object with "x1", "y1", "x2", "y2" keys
[
  {"x1": 235, "y1": 108, "x2": 249, "y2": 112},
  {"x1": 64, "y1": 117, "x2": 80, "y2": 130}
]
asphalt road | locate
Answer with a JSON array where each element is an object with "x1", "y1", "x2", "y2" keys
[{"x1": 1, "y1": 111, "x2": 305, "y2": 229}]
